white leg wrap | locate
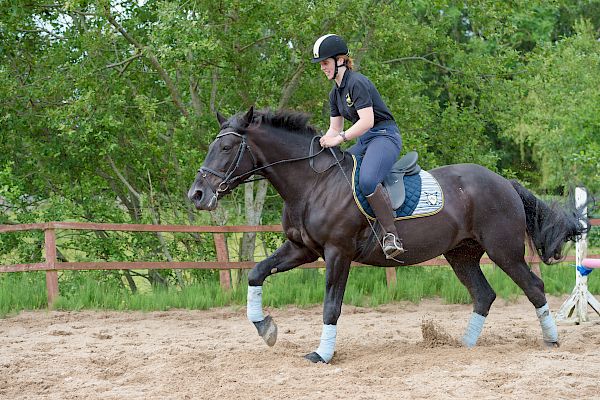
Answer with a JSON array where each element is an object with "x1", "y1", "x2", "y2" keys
[
  {"x1": 315, "y1": 324, "x2": 337, "y2": 363},
  {"x1": 536, "y1": 303, "x2": 558, "y2": 343},
  {"x1": 462, "y1": 312, "x2": 486, "y2": 348},
  {"x1": 247, "y1": 286, "x2": 265, "y2": 322}
]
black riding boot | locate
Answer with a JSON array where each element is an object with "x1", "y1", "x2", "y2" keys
[{"x1": 366, "y1": 184, "x2": 405, "y2": 258}]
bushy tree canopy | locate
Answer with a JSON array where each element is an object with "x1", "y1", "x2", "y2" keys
[{"x1": 1, "y1": 0, "x2": 598, "y2": 285}]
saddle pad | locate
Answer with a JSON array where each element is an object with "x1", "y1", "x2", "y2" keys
[{"x1": 351, "y1": 155, "x2": 444, "y2": 220}]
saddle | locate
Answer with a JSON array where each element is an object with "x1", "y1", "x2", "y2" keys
[{"x1": 383, "y1": 151, "x2": 421, "y2": 210}]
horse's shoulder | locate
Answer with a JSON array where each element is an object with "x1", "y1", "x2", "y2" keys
[{"x1": 281, "y1": 206, "x2": 302, "y2": 229}]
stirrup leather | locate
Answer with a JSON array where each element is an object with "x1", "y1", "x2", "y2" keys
[{"x1": 382, "y1": 233, "x2": 405, "y2": 258}]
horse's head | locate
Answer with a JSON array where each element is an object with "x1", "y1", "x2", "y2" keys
[{"x1": 188, "y1": 107, "x2": 257, "y2": 211}]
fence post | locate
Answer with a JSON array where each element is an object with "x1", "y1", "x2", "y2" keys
[
  {"x1": 44, "y1": 227, "x2": 59, "y2": 307},
  {"x1": 214, "y1": 233, "x2": 231, "y2": 290}
]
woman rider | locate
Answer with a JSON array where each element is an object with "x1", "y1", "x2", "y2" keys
[{"x1": 313, "y1": 34, "x2": 405, "y2": 258}]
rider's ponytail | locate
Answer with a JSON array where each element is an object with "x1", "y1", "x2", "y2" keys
[{"x1": 338, "y1": 55, "x2": 354, "y2": 70}]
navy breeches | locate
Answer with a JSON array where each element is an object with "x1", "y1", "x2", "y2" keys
[{"x1": 348, "y1": 134, "x2": 401, "y2": 196}]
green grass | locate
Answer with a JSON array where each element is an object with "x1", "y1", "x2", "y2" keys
[
  {"x1": 1, "y1": 263, "x2": 600, "y2": 317},
  {"x1": 0, "y1": 272, "x2": 48, "y2": 316}
]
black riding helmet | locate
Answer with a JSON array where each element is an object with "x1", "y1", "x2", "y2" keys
[
  {"x1": 311, "y1": 34, "x2": 349, "y2": 79},
  {"x1": 311, "y1": 34, "x2": 349, "y2": 62}
]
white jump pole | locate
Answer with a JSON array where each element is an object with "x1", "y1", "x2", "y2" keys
[{"x1": 556, "y1": 187, "x2": 600, "y2": 323}]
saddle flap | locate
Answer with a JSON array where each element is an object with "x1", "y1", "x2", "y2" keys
[{"x1": 383, "y1": 151, "x2": 421, "y2": 210}]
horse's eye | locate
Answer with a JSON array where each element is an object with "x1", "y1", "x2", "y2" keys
[{"x1": 222, "y1": 145, "x2": 232, "y2": 151}]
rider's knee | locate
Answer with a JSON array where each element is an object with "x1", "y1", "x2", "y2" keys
[{"x1": 360, "y1": 179, "x2": 378, "y2": 196}]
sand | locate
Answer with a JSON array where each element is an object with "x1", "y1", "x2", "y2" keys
[{"x1": 1, "y1": 296, "x2": 600, "y2": 399}]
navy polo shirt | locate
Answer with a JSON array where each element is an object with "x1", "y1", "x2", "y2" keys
[{"x1": 329, "y1": 70, "x2": 395, "y2": 125}]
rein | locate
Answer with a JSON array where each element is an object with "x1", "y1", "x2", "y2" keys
[
  {"x1": 198, "y1": 130, "x2": 344, "y2": 200},
  {"x1": 199, "y1": 129, "x2": 399, "y2": 262},
  {"x1": 327, "y1": 147, "x2": 404, "y2": 263}
]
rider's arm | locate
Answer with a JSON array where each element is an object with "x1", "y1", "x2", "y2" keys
[
  {"x1": 341, "y1": 107, "x2": 374, "y2": 141},
  {"x1": 325, "y1": 116, "x2": 344, "y2": 137}
]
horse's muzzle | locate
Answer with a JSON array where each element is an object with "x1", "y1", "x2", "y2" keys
[{"x1": 188, "y1": 185, "x2": 218, "y2": 211}]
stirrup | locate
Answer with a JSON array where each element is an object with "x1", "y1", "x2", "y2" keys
[{"x1": 382, "y1": 233, "x2": 405, "y2": 258}]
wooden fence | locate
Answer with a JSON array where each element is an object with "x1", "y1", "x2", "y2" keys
[{"x1": 1, "y1": 220, "x2": 598, "y2": 306}]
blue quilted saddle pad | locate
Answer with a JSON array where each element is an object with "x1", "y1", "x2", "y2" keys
[{"x1": 351, "y1": 155, "x2": 444, "y2": 220}]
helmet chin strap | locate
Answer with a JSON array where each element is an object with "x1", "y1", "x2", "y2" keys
[{"x1": 331, "y1": 57, "x2": 346, "y2": 80}]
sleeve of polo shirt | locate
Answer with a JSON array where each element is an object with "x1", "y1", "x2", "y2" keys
[
  {"x1": 329, "y1": 88, "x2": 341, "y2": 117},
  {"x1": 349, "y1": 77, "x2": 373, "y2": 110}
]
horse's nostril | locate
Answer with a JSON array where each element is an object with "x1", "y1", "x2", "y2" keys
[{"x1": 191, "y1": 189, "x2": 203, "y2": 202}]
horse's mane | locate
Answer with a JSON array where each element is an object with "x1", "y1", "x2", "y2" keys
[{"x1": 253, "y1": 109, "x2": 318, "y2": 137}]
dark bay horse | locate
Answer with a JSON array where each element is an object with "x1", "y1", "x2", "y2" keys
[{"x1": 188, "y1": 107, "x2": 585, "y2": 363}]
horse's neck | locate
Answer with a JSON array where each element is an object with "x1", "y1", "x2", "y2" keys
[{"x1": 251, "y1": 131, "x2": 350, "y2": 203}]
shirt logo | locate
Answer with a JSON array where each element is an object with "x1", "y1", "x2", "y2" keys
[{"x1": 345, "y1": 93, "x2": 354, "y2": 107}]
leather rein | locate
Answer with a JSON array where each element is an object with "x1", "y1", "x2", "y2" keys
[{"x1": 198, "y1": 131, "x2": 344, "y2": 199}]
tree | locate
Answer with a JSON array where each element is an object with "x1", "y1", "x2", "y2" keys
[
  {"x1": 499, "y1": 20, "x2": 600, "y2": 193},
  {"x1": 1, "y1": 0, "x2": 598, "y2": 291}
]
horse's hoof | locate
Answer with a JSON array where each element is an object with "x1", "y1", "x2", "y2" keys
[
  {"x1": 544, "y1": 340, "x2": 560, "y2": 348},
  {"x1": 304, "y1": 352, "x2": 327, "y2": 363},
  {"x1": 253, "y1": 315, "x2": 277, "y2": 347}
]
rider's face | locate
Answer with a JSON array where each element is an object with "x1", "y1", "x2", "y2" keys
[{"x1": 319, "y1": 58, "x2": 336, "y2": 80}]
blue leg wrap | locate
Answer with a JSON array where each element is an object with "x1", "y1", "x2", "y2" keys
[
  {"x1": 536, "y1": 303, "x2": 558, "y2": 343},
  {"x1": 462, "y1": 312, "x2": 486, "y2": 348},
  {"x1": 315, "y1": 324, "x2": 337, "y2": 363}
]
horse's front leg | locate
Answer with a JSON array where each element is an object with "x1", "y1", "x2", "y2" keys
[
  {"x1": 247, "y1": 240, "x2": 318, "y2": 347},
  {"x1": 305, "y1": 246, "x2": 352, "y2": 364}
]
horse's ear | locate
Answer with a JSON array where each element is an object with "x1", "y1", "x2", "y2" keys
[
  {"x1": 216, "y1": 111, "x2": 227, "y2": 127},
  {"x1": 242, "y1": 106, "x2": 254, "y2": 127}
]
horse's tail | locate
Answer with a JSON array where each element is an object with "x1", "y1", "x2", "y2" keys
[{"x1": 510, "y1": 180, "x2": 588, "y2": 264}]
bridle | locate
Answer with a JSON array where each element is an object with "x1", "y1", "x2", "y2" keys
[
  {"x1": 198, "y1": 131, "x2": 259, "y2": 196},
  {"x1": 197, "y1": 130, "x2": 343, "y2": 201}
]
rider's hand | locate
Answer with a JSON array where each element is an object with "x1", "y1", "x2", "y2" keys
[{"x1": 320, "y1": 133, "x2": 344, "y2": 148}]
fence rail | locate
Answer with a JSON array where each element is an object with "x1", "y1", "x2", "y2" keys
[{"x1": 1, "y1": 220, "x2": 598, "y2": 306}]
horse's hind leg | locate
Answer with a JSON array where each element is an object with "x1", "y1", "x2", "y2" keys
[
  {"x1": 483, "y1": 236, "x2": 559, "y2": 347},
  {"x1": 444, "y1": 242, "x2": 495, "y2": 347}
]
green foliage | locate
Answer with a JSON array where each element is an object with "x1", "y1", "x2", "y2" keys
[
  {"x1": 589, "y1": 226, "x2": 600, "y2": 248},
  {"x1": 4, "y1": 263, "x2": 600, "y2": 316},
  {"x1": 0, "y1": 272, "x2": 48, "y2": 317},
  {"x1": 499, "y1": 20, "x2": 600, "y2": 192},
  {"x1": 1, "y1": 0, "x2": 599, "y2": 292},
  {"x1": 52, "y1": 274, "x2": 244, "y2": 311}
]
